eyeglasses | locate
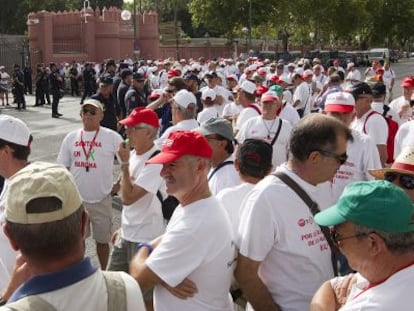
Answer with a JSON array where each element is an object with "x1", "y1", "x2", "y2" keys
[
  {"x1": 316, "y1": 150, "x2": 348, "y2": 165},
  {"x1": 81, "y1": 107, "x2": 98, "y2": 115},
  {"x1": 384, "y1": 172, "x2": 414, "y2": 190},
  {"x1": 330, "y1": 230, "x2": 369, "y2": 246}
]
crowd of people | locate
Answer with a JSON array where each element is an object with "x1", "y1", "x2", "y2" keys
[{"x1": 0, "y1": 54, "x2": 414, "y2": 311}]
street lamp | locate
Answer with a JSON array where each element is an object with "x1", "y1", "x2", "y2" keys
[
  {"x1": 248, "y1": 0, "x2": 252, "y2": 50},
  {"x1": 355, "y1": 34, "x2": 361, "y2": 49},
  {"x1": 309, "y1": 32, "x2": 315, "y2": 49},
  {"x1": 82, "y1": 0, "x2": 92, "y2": 24},
  {"x1": 122, "y1": 1, "x2": 139, "y2": 57},
  {"x1": 242, "y1": 27, "x2": 249, "y2": 46}
]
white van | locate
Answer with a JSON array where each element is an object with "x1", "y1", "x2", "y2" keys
[{"x1": 368, "y1": 48, "x2": 390, "y2": 62}]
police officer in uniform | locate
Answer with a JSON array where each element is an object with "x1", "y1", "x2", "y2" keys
[
  {"x1": 70, "y1": 62, "x2": 79, "y2": 96},
  {"x1": 124, "y1": 72, "x2": 147, "y2": 114},
  {"x1": 50, "y1": 62, "x2": 63, "y2": 118},
  {"x1": 117, "y1": 69, "x2": 133, "y2": 119},
  {"x1": 80, "y1": 62, "x2": 95, "y2": 105},
  {"x1": 12, "y1": 64, "x2": 25, "y2": 110},
  {"x1": 91, "y1": 74, "x2": 120, "y2": 132}
]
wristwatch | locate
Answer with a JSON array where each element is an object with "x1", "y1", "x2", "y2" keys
[
  {"x1": 135, "y1": 242, "x2": 153, "y2": 254},
  {"x1": 0, "y1": 296, "x2": 7, "y2": 306}
]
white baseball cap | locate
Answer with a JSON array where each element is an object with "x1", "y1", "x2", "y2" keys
[
  {"x1": 240, "y1": 80, "x2": 256, "y2": 95},
  {"x1": 201, "y1": 88, "x2": 216, "y2": 101},
  {"x1": 173, "y1": 89, "x2": 197, "y2": 109},
  {"x1": 0, "y1": 115, "x2": 31, "y2": 146},
  {"x1": 325, "y1": 91, "x2": 355, "y2": 113}
]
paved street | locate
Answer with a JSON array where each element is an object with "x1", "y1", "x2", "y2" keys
[
  {"x1": 0, "y1": 58, "x2": 413, "y2": 268},
  {"x1": 0, "y1": 95, "x2": 122, "y2": 268}
]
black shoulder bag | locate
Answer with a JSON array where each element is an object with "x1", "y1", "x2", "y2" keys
[{"x1": 273, "y1": 171, "x2": 339, "y2": 276}]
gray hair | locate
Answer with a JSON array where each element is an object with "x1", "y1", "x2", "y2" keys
[
  {"x1": 176, "y1": 103, "x2": 197, "y2": 119},
  {"x1": 138, "y1": 123, "x2": 159, "y2": 139},
  {"x1": 355, "y1": 223, "x2": 414, "y2": 255}
]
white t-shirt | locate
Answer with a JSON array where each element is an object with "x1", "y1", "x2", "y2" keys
[
  {"x1": 222, "y1": 101, "x2": 242, "y2": 118},
  {"x1": 382, "y1": 69, "x2": 395, "y2": 90},
  {"x1": 390, "y1": 96, "x2": 411, "y2": 125},
  {"x1": 0, "y1": 72, "x2": 10, "y2": 87},
  {"x1": 0, "y1": 180, "x2": 16, "y2": 292},
  {"x1": 57, "y1": 127, "x2": 123, "y2": 203},
  {"x1": 394, "y1": 120, "x2": 414, "y2": 158},
  {"x1": 197, "y1": 106, "x2": 219, "y2": 124},
  {"x1": 155, "y1": 119, "x2": 199, "y2": 148},
  {"x1": 0, "y1": 270, "x2": 145, "y2": 311},
  {"x1": 331, "y1": 130, "x2": 381, "y2": 201},
  {"x1": 331, "y1": 264, "x2": 414, "y2": 311},
  {"x1": 146, "y1": 196, "x2": 235, "y2": 311},
  {"x1": 208, "y1": 156, "x2": 240, "y2": 196},
  {"x1": 279, "y1": 103, "x2": 300, "y2": 127},
  {"x1": 216, "y1": 182, "x2": 255, "y2": 238},
  {"x1": 371, "y1": 102, "x2": 399, "y2": 123},
  {"x1": 121, "y1": 146, "x2": 165, "y2": 242},
  {"x1": 236, "y1": 116, "x2": 292, "y2": 168},
  {"x1": 345, "y1": 70, "x2": 361, "y2": 83},
  {"x1": 293, "y1": 81, "x2": 312, "y2": 115},
  {"x1": 238, "y1": 164, "x2": 334, "y2": 311},
  {"x1": 351, "y1": 110, "x2": 388, "y2": 145},
  {"x1": 235, "y1": 104, "x2": 261, "y2": 130}
]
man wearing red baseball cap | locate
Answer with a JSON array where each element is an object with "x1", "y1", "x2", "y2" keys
[
  {"x1": 108, "y1": 108, "x2": 165, "y2": 279},
  {"x1": 389, "y1": 76, "x2": 414, "y2": 124},
  {"x1": 130, "y1": 130, "x2": 235, "y2": 311},
  {"x1": 324, "y1": 91, "x2": 381, "y2": 201}
]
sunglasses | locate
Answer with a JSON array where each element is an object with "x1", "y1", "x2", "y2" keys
[
  {"x1": 81, "y1": 107, "x2": 98, "y2": 115},
  {"x1": 316, "y1": 150, "x2": 348, "y2": 165},
  {"x1": 384, "y1": 172, "x2": 414, "y2": 190}
]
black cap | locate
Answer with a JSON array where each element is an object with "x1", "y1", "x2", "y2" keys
[
  {"x1": 120, "y1": 68, "x2": 133, "y2": 79},
  {"x1": 183, "y1": 72, "x2": 199, "y2": 81},
  {"x1": 348, "y1": 82, "x2": 372, "y2": 100},
  {"x1": 132, "y1": 72, "x2": 145, "y2": 81},
  {"x1": 371, "y1": 82, "x2": 386, "y2": 97},
  {"x1": 237, "y1": 139, "x2": 273, "y2": 179},
  {"x1": 106, "y1": 59, "x2": 116, "y2": 67},
  {"x1": 99, "y1": 74, "x2": 113, "y2": 85},
  {"x1": 119, "y1": 62, "x2": 129, "y2": 69},
  {"x1": 205, "y1": 71, "x2": 218, "y2": 79}
]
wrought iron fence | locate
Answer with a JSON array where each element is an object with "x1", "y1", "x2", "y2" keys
[{"x1": 0, "y1": 34, "x2": 29, "y2": 73}]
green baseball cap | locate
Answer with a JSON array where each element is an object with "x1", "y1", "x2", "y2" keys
[
  {"x1": 269, "y1": 84, "x2": 283, "y2": 96},
  {"x1": 315, "y1": 180, "x2": 414, "y2": 233}
]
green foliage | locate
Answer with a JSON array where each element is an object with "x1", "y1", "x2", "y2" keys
[{"x1": 2, "y1": 0, "x2": 414, "y2": 50}]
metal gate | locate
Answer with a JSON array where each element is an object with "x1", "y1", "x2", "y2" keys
[
  {"x1": 53, "y1": 23, "x2": 85, "y2": 54},
  {"x1": 0, "y1": 34, "x2": 29, "y2": 73}
]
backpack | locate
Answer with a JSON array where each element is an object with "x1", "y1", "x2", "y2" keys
[
  {"x1": 5, "y1": 271, "x2": 127, "y2": 311},
  {"x1": 363, "y1": 106, "x2": 398, "y2": 164},
  {"x1": 149, "y1": 150, "x2": 179, "y2": 222}
]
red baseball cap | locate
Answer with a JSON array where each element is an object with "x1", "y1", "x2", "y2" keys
[
  {"x1": 401, "y1": 77, "x2": 414, "y2": 88},
  {"x1": 168, "y1": 69, "x2": 181, "y2": 78},
  {"x1": 146, "y1": 131, "x2": 213, "y2": 164},
  {"x1": 119, "y1": 108, "x2": 159, "y2": 128},
  {"x1": 269, "y1": 75, "x2": 280, "y2": 83},
  {"x1": 256, "y1": 85, "x2": 269, "y2": 96},
  {"x1": 260, "y1": 91, "x2": 279, "y2": 103}
]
